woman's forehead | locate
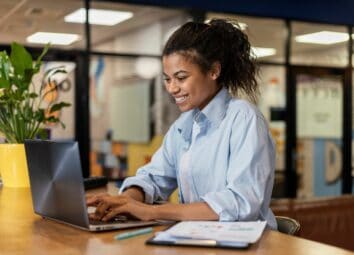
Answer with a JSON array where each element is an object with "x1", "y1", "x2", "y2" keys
[{"x1": 163, "y1": 53, "x2": 199, "y2": 71}]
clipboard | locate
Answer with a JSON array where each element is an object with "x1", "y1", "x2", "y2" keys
[
  {"x1": 146, "y1": 235, "x2": 249, "y2": 249},
  {"x1": 145, "y1": 220, "x2": 267, "y2": 249},
  {"x1": 145, "y1": 224, "x2": 249, "y2": 249}
]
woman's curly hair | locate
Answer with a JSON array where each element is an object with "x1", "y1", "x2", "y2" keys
[{"x1": 163, "y1": 19, "x2": 259, "y2": 103}]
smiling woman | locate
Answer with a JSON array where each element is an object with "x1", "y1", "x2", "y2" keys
[{"x1": 87, "y1": 19, "x2": 277, "y2": 229}]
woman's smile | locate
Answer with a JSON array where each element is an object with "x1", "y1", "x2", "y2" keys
[{"x1": 174, "y1": 95, "x2": 188, "y2": 104}]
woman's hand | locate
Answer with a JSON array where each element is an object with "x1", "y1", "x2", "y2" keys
[{"x1": 86, "y1": 193, "x2": 155, "y2": 222}]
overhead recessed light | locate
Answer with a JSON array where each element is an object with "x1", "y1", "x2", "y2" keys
[
  {"x1": 251, "y1": 47, "x2": 276, "y2": 58},
  {"x1": 64, "y1": 8, "x2": 133, "y2": 26},
  {"x1": 27, "y1": 32, "x2": 80, "y2": 45},
  {"x1": 295, "y1": 31, "x2": 349, "y2": 45}
]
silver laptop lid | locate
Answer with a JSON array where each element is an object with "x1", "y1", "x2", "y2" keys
[{"x1": 24, "y1": 140, "x2": 89, "y2": 229}]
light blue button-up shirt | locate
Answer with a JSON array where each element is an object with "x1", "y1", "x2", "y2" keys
[{"x1": 120, "y1": 88, "x2": 277, "y2": 229}]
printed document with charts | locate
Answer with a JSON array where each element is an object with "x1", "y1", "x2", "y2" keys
[{"x1": 148, "y1": 221, "x2": 267, "y2": 248}]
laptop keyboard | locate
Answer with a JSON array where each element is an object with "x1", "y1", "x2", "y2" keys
[
  {"x1": 89, "y1": 215, "x2": 128, "y2": 225},
  {"x1": 84, "y1": 176, "x2": 108, "y2": 190}
]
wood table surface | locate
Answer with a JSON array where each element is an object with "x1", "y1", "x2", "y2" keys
[{"x1": 1, "y1": 185, "x2": 353, "y2": 255}]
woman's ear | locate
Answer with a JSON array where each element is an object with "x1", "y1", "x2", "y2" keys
[{"x1": 210, "y1": 62, "x2": 221, "y2": 80}]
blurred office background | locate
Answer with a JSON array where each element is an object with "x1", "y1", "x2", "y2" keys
[{"x1": 1, "y1": 0, "x2": 354, "y2": 200}]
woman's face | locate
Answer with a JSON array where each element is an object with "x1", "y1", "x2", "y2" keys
[{"x1": 162, "y1": 53, "x2": 220, "y2": 112}]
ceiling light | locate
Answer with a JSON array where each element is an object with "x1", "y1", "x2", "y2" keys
[
  {"x1": 64, "y1": 8, "x2": 133, "y2": 26},
  {"x1": 251, "y1": 47, "x2": 276, "y2": 58},
  {"x1": 295, "y1": 31, "x2": 349, "y2": 45},
  {"x1": 27, "y1": 32, "x2": 80, "y2": 45}
]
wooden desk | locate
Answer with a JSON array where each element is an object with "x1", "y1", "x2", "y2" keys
[{"x1": 1, "y1": 186, "x2": 353, "y2": 255}]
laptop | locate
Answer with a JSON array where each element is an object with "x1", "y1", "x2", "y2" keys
[{"x1": 24, "y1": 139, "x2": 157, "y2": 231}]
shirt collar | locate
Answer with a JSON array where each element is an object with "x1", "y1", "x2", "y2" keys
[
  {"x1": 177, "y1": 88, "x2": 231, "y2": 141},
  {"x1": 200, "y1": 87, "x2": 231, "y2": 127}
]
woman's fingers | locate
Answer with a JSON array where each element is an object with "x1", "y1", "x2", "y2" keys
[
  {"x1": 102, "y1": 202, "x2": 152, "y2": 221},
  {"x1": 86, "y1": 193, "x2": 108, "y2": 206},
  {"x1": 90, "y1": 195, "x2": 129, "y2": 220},
  {"x1": 88, "y1": 212, "x2": 96, "y2": 220},
  {"x1": 94, "y1": 201, "x2": 112, "y2": 220},
  {"x1": 86, "y1": 196, "x2": 99, "y2": 206},
  {"x1": 86, "y1": 194, "x2": 140, "y2": 221},
  {"x1": 102, "y1": 206, "x2": 126, "y2": 221}
]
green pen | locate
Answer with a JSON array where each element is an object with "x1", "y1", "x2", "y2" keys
[{"x1": 114, "y1": 227, "x2": 153, "y2": 240}]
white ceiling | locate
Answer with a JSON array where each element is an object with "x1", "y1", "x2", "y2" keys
[{"x1": 0, "y1": 0, "x2": 182, "y2": 49}]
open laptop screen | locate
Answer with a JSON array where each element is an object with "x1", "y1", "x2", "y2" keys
[{"x1": 24, "y1": 140, "x2": 89, "y2": 228}]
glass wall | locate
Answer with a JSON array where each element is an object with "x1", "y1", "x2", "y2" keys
[
  {"x1": 207, "y1": 13, "x2": 287, "y2": 63},
  {"x1": 291, "y1": 22, "x2": 348, "y2": 67},
  {"x1": 294, "y1": 70, "x2": 344, "y2": 197},
  {"x1": 290, "y1": 22, "x2": 350, "y2": 197},
  {"x1": 87, "y1": 2, "x2": 189, "y2": 183},
  {"x1": 257, "y1": 66, "x2": 286, "y2": 197}
]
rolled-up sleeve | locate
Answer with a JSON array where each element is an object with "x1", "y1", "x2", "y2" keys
[
  {"x1": 119, "y1": 126, "x2": 178, "y2": 204},
  {"x1": 201, "y1": 111, "x2": 275, "y2": 222}
]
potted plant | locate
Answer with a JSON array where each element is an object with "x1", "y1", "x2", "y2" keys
[{"x1": 0, "y1": 42, "x2": 70, "y2": 187}]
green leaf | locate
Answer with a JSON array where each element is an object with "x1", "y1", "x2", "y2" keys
[
  {"x1": 0, "y1": 51, "x2": 11, "y2": 89},
  {"x1": 36, "y1": 128, "x2": 50, "y2": 139},
  {"x1": 45, "y1": 116, "x2": 58, "y2": 122},
  {"x1": 49, "y1": 102, "x2": 71, "y2": 113},
  {"x1": 0, "y1": 76, "x2": 10, "y2": 89},
  {"x1": 13, "y1": 89, "x2": 24, "y2": 101},
  {"x1": 34, "y1": 109, "x2": 45, "y2": 122},
  {"x1": 28, "y1": 92, "x2": 38, "y2": 98},
  {"x1": 34, "y1": 43, "x2": 49, "y2": 72},
  {"x1": 23, "y1": 68, "x2": 35, "y2": 88},
  {"x1": 10, "y1": 42, "x2": 33, "y2": 76}
]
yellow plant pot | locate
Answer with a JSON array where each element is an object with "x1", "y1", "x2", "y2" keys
[{"x1": 0, "y1": 144, "x2": 30, "y2": 188}]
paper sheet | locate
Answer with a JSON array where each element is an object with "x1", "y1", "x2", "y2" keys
[{"x1": 158, "y1": 221, "x2": 267, "y2": 243}]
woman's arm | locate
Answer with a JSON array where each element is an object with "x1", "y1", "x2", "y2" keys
[
  {"x1": 123, "y1": 186, "x2": 145, "y2": 202},
  {"x1": 88, "y1": 193, "x2": 218, "y2": 222},
  {"x1": 122, "y1": 187, "x2": 218, "y2": 220},
  {"x1": 200, "y1": 109, "x2": 276, "y2": 223},
  {"x1": 118, "y1": 127, "x2": 179, "y2": 204},
  {"x1": 151, "y1": 202, "x2": 219, "y2": 221}
]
